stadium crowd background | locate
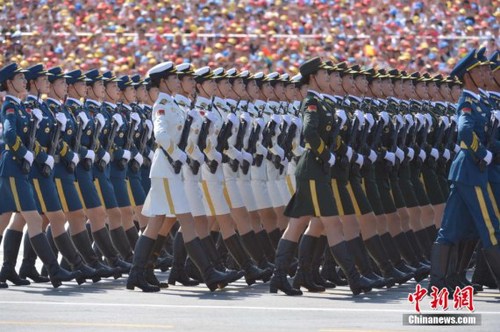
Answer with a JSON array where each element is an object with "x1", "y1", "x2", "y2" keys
[{"x1": 0, "y1": 0, "x2": 498, "y2": 77}]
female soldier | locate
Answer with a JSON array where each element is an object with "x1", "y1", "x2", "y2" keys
[
  {"x1": 270, "y1": 58, "x2": 374, "y2": 296},
  {"x1": 0, "y1": 63, "x2": 80, "y2": 288}
]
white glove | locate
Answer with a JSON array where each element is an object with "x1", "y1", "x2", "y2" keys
[
  {"x1": 354, "y1": 110, "x2": 365, "y2": 127},
  {"x1": 443, "y1": 148, "x2": 451, "y2": 161},
  {"x1": 112, "y1": 113, "x2": 124, "y2": 129},
  {"x1": 415, "y1": 113, "x2": 425, "y2": 129},
  {"x1": 226, "y1": 146, "x2": 242, "y2": 162},
  {"x1": 85, "y1": 150, "x2": 95, "y2": 163},
  {"x1": 23, "y1": 150, "x2": 34, "y2": 166},
  {"x1": 424, "y1": 113, "x2": 433, "y2": 127},
  {"x1": 122, "y1": 149, "x2": 131, "y2": 162},
  {"x1": 211, "y1": 150, "x2": 222, "y2": 164},
  {"x1": 484, "y1": 150, "x2": 493, "y2": 165},
  {"x1": 450, "y1": 115, "x2": 457, "y2": 124},
  {"x1": 255, "y1": 117, "x2": 265, "y2": 129},
  {"x1": 384, "y1": 151, "x2": 395, "y2": 165},
  {"x1": 270, "y1": 144, "x2": 285, "y2": 160},
  {"x1": 395, "y1": 114, "x2": 404, "y2": 129},
  {"x1": 368, "y1": 149, "x2": 377, "y2": 163},
  {"x1": 55, "y1": 112, "x2": 67, "y2": 131},
  {"x1": 77, "y1": 112, "x2": 90, "y2": 129},
  {"x1": 256, "y1": 142, "x2": 268, "y2": 156},
  {"x1": 282, "y1": 114, "x2": 292, "y2": 126},
  {"x1": 205, "y1": 111, "x2": 218, "y2": 123},
  {"x1": 187, "y1": 109, "x2": 198, "y2": 118},
  {"x1": 328, "y1": 153, "x2": 336, "y2": 167},
  {"x1": 354, "y1": 154, "x2": 364, "y2": 167},
  {"x1": 134, "y1": 153, "x2": 143, "y2": 166},
  {"x1": 404, "y1": 114, "x2": 414, "y2": 127},
  {"x1": 281, "y1": 156, "x2": 288, "y2": 168},
  {"x1": 130, "y1": 112, "x2": 141, "y2": 130},
  {"x1": 71, "y1": 153, "x2": 80, "y2": 166},
  {"x1": 102, "y1": 151, "x2": 111, "y2": 165},
  {"x1": 147, "y1": 150, "x2": 154, "y2": 161},
  {"x1": 364, "y1": 113, "x2": 375, "y2": 131},
  {"x1": 171, "y1": 148, "x2": 187, "y2": 164},
  {"x1": 395, "y1": 147, "x2": 404, "y2": 161},
  {"x1": 145, "y1": 119, "x2": 153, "y2": 139},
  {"x1": 242, "y1": 150, "x2": 253, "y2": 164},
  {"x1": 95, "y1": 113, "x2": 106, "y2": 129},
  {"x1": 227, "y1": 113, "x2": 239, "y2": 127},
  {"x1": 44, "y1": 155, "x2": 54, "y2": 169},
  {"x1": 192, "y1": 148, "x2": 205, "y2": 164},
  {"x1": 407, "y1": 148, "x2": 415, "y2": 161},
  {"x1": 336, "y1": 109, "x2": 347, "y2": 128},
  {"x1": 240, "y1": 112, "x2": 252, "y2": 124},
  {"x1": 430, "y1": 148, "x2": 439, "y2": 160},
  {"x1": 32, "y1": 108, "x2": 43, "y2": 124},
  {"x1": 379, "y1": 111, "x2": 390, "y2": 126},
  {"x1": 418, "y1": 149, "x2": 426, "y2": 162},
  {"x1": 440, "y1": 116, "x2": 450, "y2": 129},
  {"x1": 454, "y1": 144, "x2": 460, "y2": 154},
  {"x1": 271, "y1": 113, "x2": 282, "y2": 125},
  {"x1": 345, "y1": 146, "x2": 353, "y2": 162},
  {"x1": 492, "y1": 110, "x2": 500, "y2": 122}
]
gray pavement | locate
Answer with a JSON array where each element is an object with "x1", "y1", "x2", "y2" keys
[{"x1": 0, "y1": 266, "x2": 498, "y2": 332}]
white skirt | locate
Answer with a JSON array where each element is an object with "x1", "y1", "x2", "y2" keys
[
  {"x1": 250, "y1": 179, "x2": 273, "y2": 210},
  {"x1": 236, "y1": 178, "x2": 258, "y2": 212},
  {"x1": 142, "y1": 176, "x2": 191, "y2": 217}
]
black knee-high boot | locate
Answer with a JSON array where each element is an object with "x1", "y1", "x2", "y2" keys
[
  {"x1": 109, "y1": 227, "x2": 134, "y2": 262},
  {"x1": 92, "y1": 228, "x2": 131, "y2": 276},
  {"x1": 53, "y1": 232, "x2": 100, "y2": 285},
  {"x1": 456, "y1": 239, "x2": 482, "y2": 292},
  {"x1": 320, "y1": 242, "x2": 348, "y2": 286},
  {"x1": 224, "y1": 234, "x2": 272, "y2": 285},
  {"x1": 364, "y1": 235, "x2": 414, "y2": 285},
  {"x1": 389, "y1": 232, "x2": 429, "y2": 281},
  {"x1": 126, "y1": 236, "x2": 160, "y2": 292},
  {"x1": 329, "y1": 241, "x2": 375, "y2": 295},
  {"x1": 269, "y1": 239, "x2": 302, "y2": 295},
  {"x1": 255, "y1": 229, "x2": 276, "y2": 263},
  {"x1": 405, "y1": 230, "x2": 431, "y2": 265},
  {"x1": 472, "y1": 241, "x2": 497, "y2": 289},
  {"x1": 310, "y1": 236, "x2": 336, "y2": 288},
  {"x1": 144, "y1": 235, "x2": 168, "y2": 288},
  {"x1": 41, "y1": 226, "x2": 59, "y2": 277},
  {"x1": 19, "y1": 231, "x2": 50, "y2": 283},
  {"x1": 29, "y1": 233, "x2": 82, "y2": 288},
  {"x1": 0, "y1": 235, "x2": 6, "y2": 288},
  {"x1": 428, "y1": 242, "x2": 455, "y2": 296},
  {"x1": 240, "y1": 231, "x2": 274, "y2": 270},
  {"x1": 481, "y1": 245, "x2": 500, "y2": 291},
  {"x1": 125, "y1": 226, "x2": 139, "y2": 251},
  {"x1": 201, "y1": 236, "x2": 243, "y2": 283},
  {"x1": 268, "y1": 228, "x2": 281, "y2": 249},
  {"x1": 72, "y1": 229, "x2": 121, "y2": 279},
  {"x1": 292, "y1": 235, "x2": 325, "y2": 292},
  {"x1": 168, "y1": 232, "x2": 199, "y2": 286},
  {"x1": 0, "y1": 230, "x2": 30, "y2": 286}
]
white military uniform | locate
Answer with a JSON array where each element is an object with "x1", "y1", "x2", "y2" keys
[
  {"x1": 142, "y1": 92, "x2": 191, "y2": 217},
  {"x1": 199, "y1": 96, "x2": 232, "y2": 216},
  {"x1": 285, "y1": 100, "x2": 305, "y2": 194},
  {"x1": 175, "y1": 93, "x2": 207, "y2": 217},
  {"x1": 249, "y1": 99, "x2": 273, "y2": 210}
]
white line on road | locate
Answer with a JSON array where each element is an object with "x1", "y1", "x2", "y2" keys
[{"x1": 0, "y1": 301, "x2": 498, "y2": 315}]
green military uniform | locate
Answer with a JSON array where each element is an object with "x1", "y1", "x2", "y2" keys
[{"x1": 284, "y1": 90, "x2": 338, "y2": 217}]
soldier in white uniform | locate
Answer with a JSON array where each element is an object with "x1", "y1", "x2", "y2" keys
[
  {"x1": 195, "y1": 67, "x2": 272, "y2": 285},
  {"x1": 129, "y1": 62, "x2": 234, "y2": 292}
]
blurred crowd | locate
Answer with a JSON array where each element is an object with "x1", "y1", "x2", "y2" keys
[{"x1": 0, "y1": 0, "x2": 498, "y2": 76}]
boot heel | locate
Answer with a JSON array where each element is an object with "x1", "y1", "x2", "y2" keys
[
  {"x1": 245, "y1": 277, "x2": 256, "y2": 286},
  {"x1": 126, "y1": 283, "x2": 135, "y2": 290},
  {"x1": 269, "y1": 285, "x2": 278, "y2": 293},
  {"x1": 76, "y1": 276, "x2": 86, "y2": 285},
  {"x1": 207, "y1": 283, "x2": 217, "y2": 292},
  {"x1": 51, "y1": 279, "x2": 62, "y2": 288},
  {"x1": 92, "y1": 276, "x2": 101, "y2": 283}
]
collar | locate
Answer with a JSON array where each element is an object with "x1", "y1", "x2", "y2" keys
[
  {"x1": 5, "y1": 94, "x2": 22, "y2": 104},
  {"x1": 488, "y1": 90, "x2": 500, "y2": 98},
  {"x1": 67, "y1": 97, "x2": 82, "y2": 106},
  {"x1": 308, "y1": 90, "x2": 323, "y2": 99},
  {"x1": 350, "y1": 95, "x2": 362, "y2": 103},
  {"x1": 254, "y1": 100, "x2": 266, "y2": 109},
  {"x1": 195, "y1": 96, "x2": 211, "y2": 109},
  {"x1": 86, "y1": 99, "x2": 101, "y2": 107},
  {"x1": 478, "y1": 88, "x2": 490, "y2": 98},
  {"x1": 103, "y1": 101, "x2": 117, "y2": 108},
  {"x1": 47, "y1": 97, "x2": 62, "y2": 106},
  {"x1": 225, "y1": 98, "x2": 238, "y2": 108},
  {"x1": 121, "y1": 103, "x2": 132, "y2": 111},
  {"x1": 174, "y1": 94, "x2": 191, "y2": 107},
  {"x1": 26, "y1": 94, "x2": 39, "y2": 102},
  {"x1": 462, "y1": 89, "x2": 480, "y2": 101},
  {"x1": 322, "y1": 93, "x2": 336, "y2": 102}
]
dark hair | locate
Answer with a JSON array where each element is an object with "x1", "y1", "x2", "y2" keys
[{"x1": 0, "y1": 81, "x2": 8, "y2": 92}]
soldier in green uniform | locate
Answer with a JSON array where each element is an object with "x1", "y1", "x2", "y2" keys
[{"x1": 270, "y1": 57, "x2": 375, "y2": 296}]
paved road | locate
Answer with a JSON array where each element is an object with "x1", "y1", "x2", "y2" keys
[{"x1": 0, "y1": 267, "x2": 498, "y2": 332}]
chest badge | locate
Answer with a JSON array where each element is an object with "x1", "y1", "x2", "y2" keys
[
  {"x1": 87, "y1": 129, "x2": 92, "y2": 135},
  {"x1": 45, "y1": 127, "x2": 51, "y2": 134},
  {"x1": 119, "y1": 132, "x2": 124, "y2": 138},
  {"x1": 67, "y1": 129, "x2": 73, "y2": 135},
  {"x1": 326, "y1": 125, "x2": 332, "y2": 132},
  {"x1": 23, "y1": 126, "x2": 28, "y2": 133}
]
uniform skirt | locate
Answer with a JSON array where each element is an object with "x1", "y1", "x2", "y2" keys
[
  {"x1": 0, "y1": 176, "x2": 37, "y2": 213},
  {"x1": 142, "y1": 175, "x2": 190, "y2": 217}
]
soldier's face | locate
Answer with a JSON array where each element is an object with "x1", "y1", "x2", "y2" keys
[
  {"x1": 300, "y1": 85, "x2": 308, "y2": 99},
  {"x1": 274, "y1": 82, "x2": 286, "y2": 100},
  {"x1": 451, "y1": 85, "x2": 462, "y2": 101},
  {"x1": 51, "y1": 77, "x2": 67, "y2": 98},
  {"x1": 393, "y1": 80, "x2": 403, "y2": 97},
  {"x1": 370, "y1": 79, "x2": 382, "y2": 96},
  {"x1": 314, "y1": 69, "x2": 330, "y2": 91},
  {"x1": 92, "y1": 81, "x2": 105, "y2": 99},
  {"x1": 233, "y1": 78, "x2": 246, "y2": 97},
  {"x1": 329, "y1": 72, "x2": 342, "y2": 90},
  {"x1": 136, "y1": 85, "x2": 147, "y2": 102},
  {"x1": 284, "y1": 84, "x2": 296, "y2": 101},
  {"x1": 201, "y1": 80, "x2": 217, "y2": 96},
  {"x1": 493, "y1": 70, "x2": 500, "y2": 88},
  {"x1": 354, "y1": 75, "x2": 368, "y2": 94},
  {"x1": 74, "y1": 81, "x2": 88, "y2": 98},
  {"x1": 217, "y1": 79, "x2": 232, "y2": 97},
  {"x1": 262, "y1": 82, "x2": 274, "y2": 99},
  {"x1": 9, "y1": 73, "x2": 27, "y2": 95},
  {"x1": 105, "y1": 82, "x2": 120, "y2": 101},
  {"x1": 246, "y1": 80, "x2": 259, "y2": 99},
  {"x1": 479, "y1": 65, "x2": 492, "y2": 89},
  {"x1": 123, "y1": 86, "x2": 136, "y2": 103},
  {"x1": 403, "y1": 80, "x2": 415, "y2": 98},
  {"x1": 439, "y1": 84, "x2": 452, "y2": 101},
  {"x1": 34, "y1": 75, "x2": 50, "y2": 94},
  {"x1": 427, "y1": 82, "x2": 439, "y2": 99},
  {"x1": 165, "y1": 75, "x2": 181, "y2": 94},
  {"x1": 180, "y1": 76, "x2": 196, "y2": 95},
  {"x1": 382, "y1": 79, "x2": 394, "y2": 97},
  {"x1": 341, "y1": 74, "x2": 355, "y2": 93},
  {"x1": 148, "y1": 87, "x2": 159, "y2": 103},
  {"x1": 415, "y1": 82, "x2": 428, "y2": 99}
]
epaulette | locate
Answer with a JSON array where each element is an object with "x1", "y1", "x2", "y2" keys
[{"x1": 159, "y1": 99, "x2": 168, "y2": 105}]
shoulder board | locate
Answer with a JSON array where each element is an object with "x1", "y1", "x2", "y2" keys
[{"x1": 159, "y1": 99, "x2": 168, "y2": 105}]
